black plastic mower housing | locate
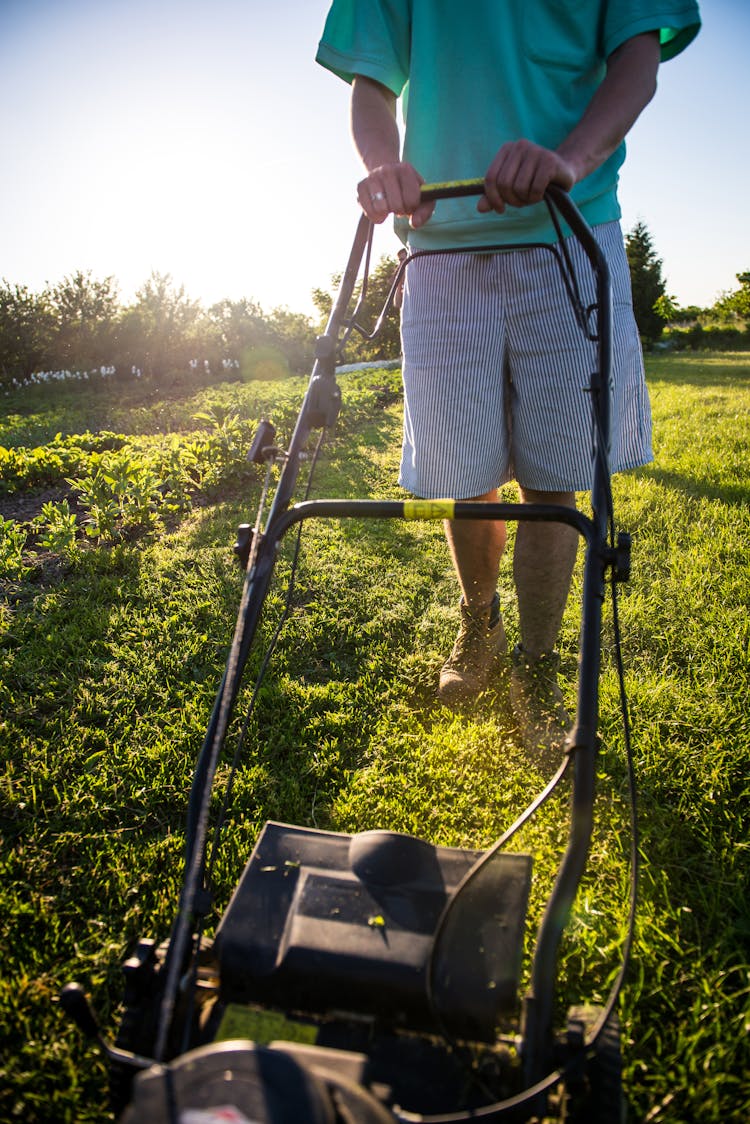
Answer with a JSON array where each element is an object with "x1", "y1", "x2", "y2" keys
[{"x1": 214, "y1": 821, "x2": 532, "y2": 1042}]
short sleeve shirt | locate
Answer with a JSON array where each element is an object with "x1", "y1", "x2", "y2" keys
[{"x1": 316, "y1": 0, "x2": 701, "y2": 247}]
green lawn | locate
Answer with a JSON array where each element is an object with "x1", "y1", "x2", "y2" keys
[{"x1": 1, "y1": 353, "x2": 748, "y2": 1121}]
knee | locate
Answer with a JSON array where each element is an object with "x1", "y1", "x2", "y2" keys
[{"x1": 519, "y1": 487, "x2": 576, "y2": 508}]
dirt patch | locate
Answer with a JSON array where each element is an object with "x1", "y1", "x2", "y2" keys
[{"x1": 0, "y1": 485, "x2": 79, "y2": 525}]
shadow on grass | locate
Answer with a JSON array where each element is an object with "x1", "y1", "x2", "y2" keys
[
  {"x1": 636, "y1": 464, "x2": 750, "y2": 507},
  {"x1": 645, "y1": 353, "x2": 750, "y2": 389}
]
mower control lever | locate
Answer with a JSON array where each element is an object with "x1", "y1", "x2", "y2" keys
[
  {"x1": 611, "y1": 531, "x2": 632, "y2": 583},
  {"x1": 59, "y1": 982, "x2": 154, "y2": 1072},
  {"x1": 60, "y1": 982, "x2": 100, "y2": 1039}
]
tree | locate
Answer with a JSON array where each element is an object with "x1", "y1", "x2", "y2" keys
[
  {"x1": 206, "y1": 298, "x2": 315, "y2": 377},
  {"x1": 0, "y1": 281, "x2": 55, "y2": 384},
  {"x1": 712, "y1": 271, "x2": 750, "y2": 322},
  {"x1": 264, "y1": 306, "x2": 315, "y2": 373},
  {"x1": 673, "y1": 304, "x2": 705, "y2": 324},
  {"x1": 653, "y1": 292, "x2": 679, "y2": 325},
  {"x1": 208, "y1": 297, "x2": 267, "y2": 359},
  {"x1": 313, "y1": 253, "x2": 403, "y2": 363},
  {"x1": 50, "y1": 270, "x2": 120, "y2": 371},
  {"x1": 625, "y1": 221, "x2": 667, "y2": 344},
  {"x1": 126, "y1": 272, "x2": 204, "y2": 379}
]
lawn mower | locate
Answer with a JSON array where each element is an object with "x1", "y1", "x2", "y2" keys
[{"x1": 61, "y1": 182, "x2": 637, "y2": 1122}]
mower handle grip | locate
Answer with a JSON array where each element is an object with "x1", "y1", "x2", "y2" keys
[
  {"x1": 418, "y1": 179, "x2": 605, "y2": 281},
  {"x1": 420, "y1": 177, "x2": 573, "y2": 218},
  {"x1": 419, "y1": 178, "x2": 487, "y2": 201},
  {"x1": 419, "y1": 177, "x2": 572, "y2": 204}
]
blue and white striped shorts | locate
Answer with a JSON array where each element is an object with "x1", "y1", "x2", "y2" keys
[{"x1": 398, "y1": 221, "x2": 652, "y2": 497}]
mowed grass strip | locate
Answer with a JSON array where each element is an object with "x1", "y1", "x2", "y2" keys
[{"x1": 0, "y1": 353, "x2": 748, "y2": 1121}]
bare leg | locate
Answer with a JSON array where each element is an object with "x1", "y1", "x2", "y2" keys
[
  {"x1": 443, "y1": 488, "x2": 507, "y2": 607},
  {"x1": 514, "y1": 487, "x2": 579, "y2": 658}
]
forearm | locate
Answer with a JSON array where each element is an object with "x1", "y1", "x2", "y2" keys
[
  {"x1": 557, "y1": 32, "x2": 660, "y2": 182},
  {"x1": 349, "y1": 75, "x2": 433, "y2": 227},
  {"x1": 351, "y1": 75, "x2": 401, "y2": 172}
]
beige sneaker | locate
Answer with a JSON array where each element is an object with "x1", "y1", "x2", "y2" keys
[
  {"x1": 438, "y1": 593, "x2": 507, "y2": 705},
  {"x1": 510, "y1": 644, "x2": 572, "y2": 764}
]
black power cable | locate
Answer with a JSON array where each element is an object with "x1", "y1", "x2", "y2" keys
[{"x1": 204, "y1": 428, "x2": 328, "y2": 885}]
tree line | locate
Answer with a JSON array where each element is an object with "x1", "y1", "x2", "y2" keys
[
  {"x1": 0, "y1": 255, "x2": 404, "y2": 392},
  {"x1": 0, "y1": 271, "x2": 319, "y2": 390},
  {"x1": 1, "y1": 227, "x2": 747, "y2": 390}
]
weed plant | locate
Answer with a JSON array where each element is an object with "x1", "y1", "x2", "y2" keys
[{"x1": 0, "y1": 355, "x2": 748, "y2": 1121}]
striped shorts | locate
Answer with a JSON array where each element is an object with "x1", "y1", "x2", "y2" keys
[{"x1": 398, "y1": 221, "x2": 652, "y2": 497}]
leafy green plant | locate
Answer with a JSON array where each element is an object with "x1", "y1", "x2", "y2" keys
[
  {"x1": 35, "y1": 500, "x2": 79, "y2": 558},
  {"x1": 70, "y1": 452, "x2": 164, "y2": 541},
  {"x1": 0, "y1": 441, "x2": 80, "y2": 493},
  {"x1": 192, "y1": 406, "x2": 250, "y2": 488},
  {"x1": 153, "y1": 438, "x2": 201, "y2": 514},
  {"x1": 0, "y1": 515, "x2": 32, "y2": 579},
  {"x1": 0, "y1": 431, "x2": 126, "y2": 494}
]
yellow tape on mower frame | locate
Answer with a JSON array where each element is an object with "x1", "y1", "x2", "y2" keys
[{"x1": 403, "y1": 499, "x2": 456, "y2": 521}]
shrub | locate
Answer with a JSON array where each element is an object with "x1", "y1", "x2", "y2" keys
[
  {"x1": 664, "y1": 324, "x2": 750, "y2": 351},
  {"x1": 34, "y1": 500, "x2": 79, "y2": 557},
  {"x1": 70, "y1": 453, "x2": 165, "y2": 541},
  {"x1": 0, "y1": 515, "x2": 31, "y2": 579}
]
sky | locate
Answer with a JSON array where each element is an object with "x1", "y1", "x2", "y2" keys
[{"x1": 0, "y1": 0, "x2": 747, "y2": 319}]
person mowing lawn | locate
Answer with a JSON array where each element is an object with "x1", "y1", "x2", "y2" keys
[{"x1": 316, "y1": 1, "x2": 700, "y2": 760}]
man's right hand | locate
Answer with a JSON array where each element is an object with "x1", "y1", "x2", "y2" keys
[
  {"x1": 356, "y1": 161, "x2": 435, "y2": 228},
  {"x1": 351, "y1": 79, "x2": 433, "y2": 229}
]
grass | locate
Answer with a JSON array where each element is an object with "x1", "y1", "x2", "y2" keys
[{"x1": 0, "y1": 353, "x2": 748, "y2": 1121}]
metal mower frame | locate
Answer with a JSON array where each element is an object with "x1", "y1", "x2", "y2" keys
[{"x1": 62, "y1": 182, "x2": 638, "y2": 1123}]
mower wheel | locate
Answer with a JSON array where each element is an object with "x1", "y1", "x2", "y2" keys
[
  {"x1": 561, "y1": 1006, "x2": 625, "y2": 1124},
  {"x1": 587, "y1": 1014, "x2": 625, "y2": 1122}
]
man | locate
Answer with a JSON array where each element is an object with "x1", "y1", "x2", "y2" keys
[{"x1": 316, "y1": 2, "x2": 700, "y2": 758}]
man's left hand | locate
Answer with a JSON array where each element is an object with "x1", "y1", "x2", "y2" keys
[{"x1": 478, "y1": 140, "x2": 576, "y2": 213}]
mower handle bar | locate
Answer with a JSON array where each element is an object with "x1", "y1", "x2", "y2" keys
[
  {"x1": 331, "y1": 178, "x2": 609, "y2": 367},
  {"x1": 165, "y1": 178, "x2": 616, "y2": 1080},
  {"x1": 419, "y1": 178, "x2": 608, "y2": 282}
]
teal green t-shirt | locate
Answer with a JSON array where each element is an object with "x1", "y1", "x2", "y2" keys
[{"x1": 316, "y1": 0, "x2": 700, "y2": 247}]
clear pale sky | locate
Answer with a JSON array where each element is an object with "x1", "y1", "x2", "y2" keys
[{"x1": 0, "y1": 0, "x2": 746, "y2": 317}]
